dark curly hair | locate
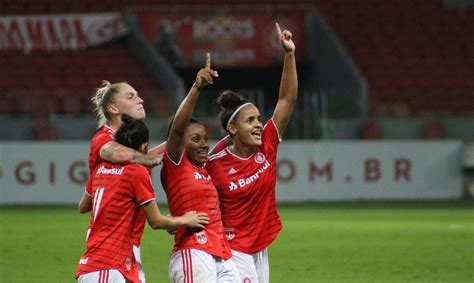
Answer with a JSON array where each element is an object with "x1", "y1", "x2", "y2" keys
[
  {"x1": 217, "y1": 90, "x2": 249, "y2": 134},
  {"x1": 115, "y1": 114, "x2": 149, "y2": 150}
]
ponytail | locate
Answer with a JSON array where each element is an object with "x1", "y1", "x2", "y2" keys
[{"x1": 91, "y1": 80, "x2": 122, "y2": 128}]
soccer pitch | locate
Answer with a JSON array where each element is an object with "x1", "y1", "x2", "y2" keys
[{"x1": 0, "y1": 202, "x2": 473, "y2": 282}]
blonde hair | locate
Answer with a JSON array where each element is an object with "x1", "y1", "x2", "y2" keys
[{"x1": 91, "y1": 80, "x2": 124, "y2": 128}]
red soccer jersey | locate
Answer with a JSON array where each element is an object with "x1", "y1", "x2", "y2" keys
[
  {"x1": 131, "y1": 167, "x2": 152, "y2": 247},
  {"x1": 85, "y1": 125, "x2": 146, "y2": 247},
  {"x1": 77, "y1": 163, "x2": 156, "y2": 282},
  {"x1": 205, "y1": 119, "x2": 282, "y2": 254},
  {"x1": 160, "y1": 152, "x2": 232, "y2": 259},
  {"x1": 132, "y1": 210, "x2": 146, "y2": 247},
  {"x1": 88, "y1": 125, "x2": 115, "y2": 176},
  {"x1": 86, "y1": 125, "x2": 115, "y2": 197}
]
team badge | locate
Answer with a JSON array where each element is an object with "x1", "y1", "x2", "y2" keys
[
  {"x1": 196, "y1": 231, "x2": 208, "y2": 244},
  {"x1": 254, "y1": 152, "x2": 266, "y2": 164},
  {"x1": 125, "y1": 257, "x2": 132, "y2": 271},
  {"x1": 225, "y1": 227, "x2": 235, "y2": 240}
]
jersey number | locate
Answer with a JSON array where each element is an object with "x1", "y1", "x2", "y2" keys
[{"x1": 92, "y1": 187, "x2": 105, "y2": 223}]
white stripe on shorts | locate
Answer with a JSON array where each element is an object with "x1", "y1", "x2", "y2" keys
[{"x1": 181, "y1": 249, "x2": 194, "y2": 283}]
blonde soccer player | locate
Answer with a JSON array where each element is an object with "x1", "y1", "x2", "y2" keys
[{"x1": 79, "y1": 81, "x2": 166, "y2": 282}]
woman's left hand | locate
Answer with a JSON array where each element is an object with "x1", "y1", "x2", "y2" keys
[{"x1": 275, "y1": 22, "x2": 295, "y2": 53}]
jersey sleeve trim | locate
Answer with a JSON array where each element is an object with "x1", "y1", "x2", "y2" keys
[
  {"x1": 208, "y1": 149, "x2": 228, "y2": 161},
  {"x1": 266, "y1": 118, "x2": 282, "y2": 143},
  {"x1": 139, "y1": 198, "x2": 156, "y2": 206}
]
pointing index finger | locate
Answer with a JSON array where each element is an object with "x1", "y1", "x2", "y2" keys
[
  {"x1": 205, "y1": 53, "x2": 211, "y2": 69},
  {"x1": 275, "y1": 22, "x2": 282, "y2": 36}
]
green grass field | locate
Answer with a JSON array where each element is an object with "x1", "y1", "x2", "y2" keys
[{"x1": 1, "y1": 202, "x2": 473, "y2": 282}]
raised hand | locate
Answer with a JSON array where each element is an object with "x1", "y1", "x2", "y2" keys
[
  {"x1": 195, "y1": 53, "x2": 219, "y2": 89},
  {"x1": 275, "y1": 22, "x2": 295, "y2": 53}
]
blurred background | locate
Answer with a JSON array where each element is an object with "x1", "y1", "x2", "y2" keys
[
  {"x1": 1, "y1": 0, "x2": 473, "y2": 201},
  {"x1": 0, "y1": 1, "x2": 473, "y2": 282},
  {"x1": 0, "y1": 0, "x2": 472, "y2": 141}
]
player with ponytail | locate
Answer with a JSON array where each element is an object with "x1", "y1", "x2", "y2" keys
[
  {"x1": 79, "y1": 81, "x2": 166, "y2": 282},
  {"x1": 205, "y1": 23, "x2": 297, "y2": 283},
  {"x1": 76, "y1": 115, "x2": 208, "y2": 283}
]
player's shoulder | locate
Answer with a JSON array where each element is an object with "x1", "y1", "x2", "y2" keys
[
  {"x1": 123, "y1": 164, "x2": 149, "y2": 177},
  {"x1": 208, "y1": 148, "x2": 229, "y2": 163},
  {"x1": 126, "y1": 165, "x2": 152, "y2": 184},
  {"x1": 263, "y1": 118, "x2": 277, "y2": 132},
  {"x1": 93, "y1": 126, "x2": 114, "y2": 139}
]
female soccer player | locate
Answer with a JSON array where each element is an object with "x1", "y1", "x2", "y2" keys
[
  {"x1": 205, "y1": 23, "x2": 297, "y2": 283},
  {"x1": 79, "y1": 81, "x2": 166, "y2": 282},
  {"x1": 76, "y1": 115, "x2": 209, "y2": 283},
  {"x1": 160, "y1": 53, "x2": 240, "y2": 282}
]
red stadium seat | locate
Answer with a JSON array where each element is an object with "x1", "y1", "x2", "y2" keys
[
  {"x1": 0, "y1": 40, "x2": 164, "y2": 116},
  {"x1": 422, "y1": 120, "x2": 445, "y2": 139},
  {"x1": 33, "y1": 118, "x2": 57, "y2": 140},
  {"x1": 359, "y1": 120, "x2": 383, "y2": 139}
]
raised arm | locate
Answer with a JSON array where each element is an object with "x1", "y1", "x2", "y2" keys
[
  {"x1": 167, "y1": 53, "x2": 218, "y2": 163},
  {"x1": 100, "y1": 141, "x2": 162, "y2": 167},
  {"x1": 209, "y1": 135, "x2": 232, "y2": 155},
  {"x1": 149, "y1": 141, "x2": 166, "y2": 156},
  {"x1": 272, "y1": 22, "x2": 298, "y2": 135}
]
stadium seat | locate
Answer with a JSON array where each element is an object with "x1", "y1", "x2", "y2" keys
[
  {"x1": 0, "y1": 92, "x2": 17, "y2": 114},
  {"x1": 422, "y1": 120, "x2": 446, "y2": 139},
  {"x1": 359, "y1": 120, "x2": 383, "y2": 139},
  {"x1": 0, "y1": 41, "x2": 164, "y2": 116},
  {"x1": 33, "y1": 118, "x2": 57, "y2": 140}
]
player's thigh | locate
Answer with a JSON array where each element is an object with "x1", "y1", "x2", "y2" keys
[
  {"x1": 253, "y1": 249, "x2": 269, "y2": 283},
  {"x1": 216, "y1": 257, "x2": 241, "y2": 283},
  {"x1": 169, "y1": 249, "x2": 217, "y2": 283},
  {"x1": 78, "y1": 269, "x2": 127, "y2": 283},
  {"x1": 133, "y1": 245, "x2": 146, "y2": 283},
  {"x1": 231, "y1": 250, "x2": 259, "y2": 283}
]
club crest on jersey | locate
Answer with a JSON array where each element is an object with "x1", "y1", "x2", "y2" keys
[
  {"x1": 125, "y1": 257, "x2": 132, "y2": 271},
  {"x1": 196, "y1": 231, "x2": 208, "y2": 244},
  {"x1": 254, "y1": 152, "x2": 266, "y2": 164},
  {"x1": 225, "y1": 228, "x2": 235, "y2": 240}
]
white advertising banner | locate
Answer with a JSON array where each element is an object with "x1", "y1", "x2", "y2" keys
[
  {"x1": 275, "y1": 141, "x2": 462, "y2": 201},
  {"x1": 0, "y1": 13, "x2": 128, "y2": 53},
  {"x1": 0, "y1": 141, "x2": 462, "y2": 205}
]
